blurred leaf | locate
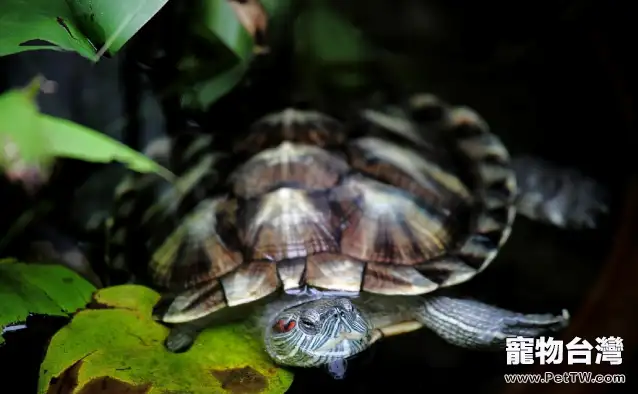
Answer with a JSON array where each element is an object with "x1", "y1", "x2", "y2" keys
[
  {"x1": 0, "y1": 0, "x2": 169, "y2": 59},
  {"x1": 0, "y1": 78, "x2": 50, "y2": 168},
  {"x1": 260, "y1": 0, "x2": 292, "y2": 18},
  {"x1": 39, "y1": 114, "x2": 174, "y2": 180},
  {"x1": 228, "y1": 0, "x2": 269, "y2": 53},
  {"x1": 39, "y1": 285, "x2": 294, "y2": 393},
  {"x1": 295, "y1": 1, "x2": 372, "y2": 64},
  {"x1": 295, "y1": 0, "x2": 374, "y2": 88},
  {"x1": 260, "y1": 0, "x2": 293, "y2": 46},
  {"x1": 197, "y1": 0, "x2": 255, "y2": 60},
  {"x1": 181, "y1": 62, "x2": 248, "y2": 110},
  {"x1": 181, "y1": 0, "x2": 275, "y2": 110},
  {"x1": 0, "y1": 259, "x2": 96, "y2": 346},
  {"x1": 0, "y1": 78, "x2": 174, "y2": 181}
]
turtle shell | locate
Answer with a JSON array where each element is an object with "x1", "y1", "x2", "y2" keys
[{"x1": 108, "y1": 94, "x2": 517, "y2": 324}]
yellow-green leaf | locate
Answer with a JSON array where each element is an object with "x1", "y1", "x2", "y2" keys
[{"x1": 39, "y1": 285, "x2": 294, "y2": 394}]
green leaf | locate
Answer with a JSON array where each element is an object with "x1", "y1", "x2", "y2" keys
[
  {"x1": 0, "y1": 259, "x2": 96, "y2": 346},
  {"x1": 295, "y1": 1, "x2": 372, "y2": 64},
  {"x1": 181, "y1": 62, "x2": 248, "y2": 110},
  {"x1": 295, "y1": 1, "x2": 374, "y2": 88},
  {"x1": 180, "y1": 0, "x2": 260, "y2": 110},
  {"x1": 65, "y1": 0, "x2": 170, "y2": 57},
  {"x1": 196, "y1": 0, "x2": 255, "y2": 61},
  {"x1": 0, "y1": 0, "x2": 169, "y2": 59},
  {"x1": 39, "y1": 285, "x2": 294, "y2": 393},
  {"x1": 0, "y1": 78, "x2": 174, "y2": 181},
  {"x1": 0, "y1": 78, "x2": 50, "y2": 167},
  {"x1": 261, "y1": 0, "x2": 292, "y2": 19},
  {"x1": 0, "y1": 0, "x2": 95, "y2": 58},
  {"x1": 39, "y1": 114, "x2": 174, "y2": 180}
]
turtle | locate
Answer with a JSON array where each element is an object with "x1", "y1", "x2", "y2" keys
[{"x1": 106, "y1": 92, "x2": 606, "y2": 374}]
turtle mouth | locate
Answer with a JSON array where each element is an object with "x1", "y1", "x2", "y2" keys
[{"x1": 315, "y1": 331, "x2": 367, "y2": 353}]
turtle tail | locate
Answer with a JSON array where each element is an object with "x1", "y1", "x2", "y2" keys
[{"x1": 408, "y1": 94, "x2": 517, "y2": 277}]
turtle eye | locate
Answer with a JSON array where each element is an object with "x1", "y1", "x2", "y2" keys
[{"x1": 273, "y1": 319, "x2": 296, "y2": 333}]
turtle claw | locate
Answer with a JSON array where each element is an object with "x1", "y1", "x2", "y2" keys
[
  {"x1": 165, "y1": 326, "x2": 198, "y2": 353},
  {"x1": 325, "y1": 359, "x2": 348, "y2": 380}
]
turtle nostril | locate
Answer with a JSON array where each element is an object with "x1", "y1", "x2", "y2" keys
[{"x1": 333, "y1": 308, "x2": 347, "y2": 319}]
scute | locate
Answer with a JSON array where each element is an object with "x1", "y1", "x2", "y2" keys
[
  {"x1": 304, "y1": 253, "x2": 365, "y2": 293},
  {"x1": 362, "y1": 262, "x2": 438, "y2": 295},
  {"x1": 276, "y1": 259, "x2": 306, "y2": 292},
  {"x1": 231, "y1": 141, "x2": 349, "y2": 198},
  {"x1": 415, "y1": 257, "x2": 481, "y2": 288},
  {"x1": 233, "y1": 109, "x2": 346, "y2": 155},
  {"x1": 220, "y1": 261, "x2": 280, "y2": 307},
  {"x1": 157, "y1": 279, "x2": 227, "y2": 324},
  {"x1": 149, "y1": 197, "x2": 242, "y2": 290},
  {"x1": 240, "y1": 188, "x2": 339, "y2": 261},
  {"x1": 348, "y1": 136, "x2": 473, "y2": 208},
  {"x1": 332, "y1": 175, "x2": 458, "y2": 265}
]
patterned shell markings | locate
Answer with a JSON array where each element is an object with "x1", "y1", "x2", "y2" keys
[{"x1": 152, "y1": 108, "x2": 484, "y2": 323}]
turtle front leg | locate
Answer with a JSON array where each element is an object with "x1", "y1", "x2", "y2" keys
[
  {"x1": 512, "y1": 156, "x2": 609, "y2": 229},
  {"x1": 152, "y1": 290, "x2": 222, "y2": 353},
  {"x1": 165, "y1": 322, "x2": 206, "y2": 353},
  {"x1": 414, "y1": 296, "x2": 569, "y2": 350}
]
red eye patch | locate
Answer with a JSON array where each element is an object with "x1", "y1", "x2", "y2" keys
[{"x1": 273, "y1": 319, "x2": 296, "y2": 333}]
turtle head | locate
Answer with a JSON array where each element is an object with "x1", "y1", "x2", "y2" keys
[{"x1": 263, "y1": 297, "x2": 373, "y2": 368}]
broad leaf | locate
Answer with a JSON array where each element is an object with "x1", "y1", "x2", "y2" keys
[
  {"x1": 65, "y1": 0, "x2": 170, "y2": 57},
  {"x1": 39, "y1": 285, "x2": 294, "y2": 393},
  {"x1": 0, "y1": 78, "x2": 174, "y2": 181},
  {"x1": 39, "y1": 114, "x2": 174, "y2": 180},
  {"x1": 0, "y1": 0, "x2": 169, "y2": 59},
  {"x1": 0, "y1": 259, "x2": 96, "y2": 345}
]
